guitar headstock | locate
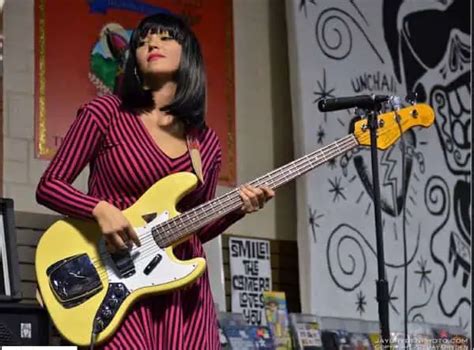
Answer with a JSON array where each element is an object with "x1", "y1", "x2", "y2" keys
[{"x1": 354, "y1": 103, "x2": 435, "y2": 150}]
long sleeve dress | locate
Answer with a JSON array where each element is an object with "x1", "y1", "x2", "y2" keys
[{"x1": 36, "y1": 94, "x2": 243, "y2": 350}]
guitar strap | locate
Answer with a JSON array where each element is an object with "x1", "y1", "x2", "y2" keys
[{"x1": 186, "y1": 129, "x2": 204, "y2": 184}]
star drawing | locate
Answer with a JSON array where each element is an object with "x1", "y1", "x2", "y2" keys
[
  {"x1": 388, "y1": 275, "x2": 400, "y2": 315},
  {"x1": 328, "y1": 176, "x2": 347, "y2": 202},
  {"x1": 299, "y1": 0, "x2": 317, "y2": 17},
  {"x1": 317, "y1": 125, "x2": 326, "y2": 144},
  {"x1": 355, "y1": 290, "x2": 367, "y2": 315},
  {"x1": 327, "y1": 157, "x2": 337, "y2": 170},
  {"x1": 414, "y1": 256, "x2": 432, "y2": 293},
  {"x1": 308, "y1": 207, "x2": 324, "y2": 243},
  {"x1": 313, "y1": 69, "x2": 336, "y2": 122}
]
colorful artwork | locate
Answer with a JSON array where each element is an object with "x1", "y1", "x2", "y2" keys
[
  {"x1": 34, "y1": 0, "x2": 236, "y2": 185},
  {"x1": 248, "y1": 325, "x2": 274, "y2": 350},
  {"x1": 263, "y1": 291, "x2": 293, "y2": 349}
]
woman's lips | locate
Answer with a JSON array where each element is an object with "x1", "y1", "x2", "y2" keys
[{"x1": 147, "y1": 53, "x2": 165, "y2": 61}]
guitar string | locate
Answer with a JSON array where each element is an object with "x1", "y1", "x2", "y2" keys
[
  {"x1": 156, "y1": 134, "x2": 359, "y2": 246},
  {"x1": 91, "y1": 133, "x2": 360, "y2": 278}
]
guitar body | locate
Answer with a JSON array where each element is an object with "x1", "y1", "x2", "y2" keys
[{"x1": 35, "y1": 172, "x2": 207, "y2": 346}]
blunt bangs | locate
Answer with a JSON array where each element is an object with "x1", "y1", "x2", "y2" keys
[{"x1": 131, "y1": 16, "x2": 187, "y2": 50}]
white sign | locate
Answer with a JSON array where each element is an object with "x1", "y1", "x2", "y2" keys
[{"x1": 229, "y1": 237, "x2": 272, "y2": 325}]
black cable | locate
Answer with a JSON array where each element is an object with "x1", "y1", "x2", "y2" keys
[{"x1": 90, "y1": 319, "x2": 99, "y2": 350}]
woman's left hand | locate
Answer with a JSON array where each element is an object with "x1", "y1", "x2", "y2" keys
[{"x1": 238, "y1": 184, "x2": 275, "y2": 214}]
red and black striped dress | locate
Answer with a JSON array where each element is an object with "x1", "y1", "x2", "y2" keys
[{"x1": 36, "y1": 94, "x2": 242, "y2": 349}]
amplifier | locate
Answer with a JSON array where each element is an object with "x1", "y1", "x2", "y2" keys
[{"x1": 0, "y1": 302, "x2": 49, "y2": 346}]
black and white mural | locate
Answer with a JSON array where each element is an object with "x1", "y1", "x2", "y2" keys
[{"x1": 286, "y1": 0, "x2": 470, "y2": 332}]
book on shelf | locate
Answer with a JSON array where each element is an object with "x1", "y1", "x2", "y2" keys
[
  {"x1": 248, "y1": 325, "x2": 274, "y2": 349},
  {"x1": 348, "y1": 332, "x2": 373, "y2": 350},
  {"x1": 222, "y1": 324, "x2": 257, "y2": 350},
  {"x1": 218, "y1": 312, "x2": 247, "y2": 349},
  {"x1": 263, "y1": 291, "x2": 293, "y2": 349},
  {"x1": 321, "y1": 329, "x2": 352, "y2": 350},
  {"x1": 218, "y1": 312, "x2": 275, "y2": 349},
  {"x1": 289, "y1": 313, "x2": 323, "y2": 350}
]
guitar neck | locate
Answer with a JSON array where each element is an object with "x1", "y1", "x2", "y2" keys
[{"x1": 154, "y1": 133, "x2": 359, "y2": 247}]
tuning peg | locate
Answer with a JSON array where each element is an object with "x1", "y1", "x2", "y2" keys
[
  {"x1": 354, "y1": 107, "x2": 366, "y2": 118},
  {"x1": 388, "y1": 96, "x2": 402, "y2": 110},
  {"x1": 405, "y1": 92, "x2": 418, "y2": 105}
]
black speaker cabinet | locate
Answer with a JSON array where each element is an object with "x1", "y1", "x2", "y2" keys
[{"x1": 0, "y1": 303, "x2": 49, "y2": 346}]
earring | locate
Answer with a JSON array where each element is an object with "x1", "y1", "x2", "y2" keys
[
  {"x1": 135, "y1": 67, "x2": 150, "y2": 91},
  {"x1": 134, "y1": 67, "x2": 140, "y2": 82}
]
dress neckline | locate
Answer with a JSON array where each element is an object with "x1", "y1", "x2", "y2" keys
[{"x1": 135, "y1": 114, "x2": 189, "y2": 161}]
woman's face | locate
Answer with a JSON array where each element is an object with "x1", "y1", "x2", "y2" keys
[{"x1": 135, "y1": 29, "x2": 182, "y2": 81}]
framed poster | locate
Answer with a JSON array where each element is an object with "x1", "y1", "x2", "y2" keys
[{"x1": 35, "y1": 0, "x2": 236, "y2": 185}]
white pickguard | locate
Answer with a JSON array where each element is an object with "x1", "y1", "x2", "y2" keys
[{"x1": 98, "y1": 211, "x2": 198, "y2": 292}]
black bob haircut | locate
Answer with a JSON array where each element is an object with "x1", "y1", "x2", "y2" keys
[{"x1": 118, "y1": 12, "x2": 207, "y2": 131}]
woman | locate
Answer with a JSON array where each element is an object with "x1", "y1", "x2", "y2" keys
[{"x1": 36, "y1": 12, "x2": 274, "y2": 349}]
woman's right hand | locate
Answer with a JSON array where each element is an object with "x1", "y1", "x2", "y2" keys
[{"x1": 92, "y1": 201, "x2": 141, "y2": 253}]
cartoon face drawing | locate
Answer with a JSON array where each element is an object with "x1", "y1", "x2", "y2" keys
[{"x1": 384, "y1": 0, "x2": 471, "y2": 326}]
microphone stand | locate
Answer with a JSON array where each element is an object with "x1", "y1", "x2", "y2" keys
[
  {"x1": 319, "y1": 94, "x2": 393, "y2": 347},
  {"x1": 365, "y1": 103, "x2": 391, "y2": 348}
]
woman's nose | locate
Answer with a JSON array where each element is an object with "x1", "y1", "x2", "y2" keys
[{"x1": 148, "y1": 40, "x2": 160, "y2": 50}]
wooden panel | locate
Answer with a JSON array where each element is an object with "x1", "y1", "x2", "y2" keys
[
  {"x1": 19, "y1": 263, "x2": 37, "y2": 282},
  {"x1": 14, "y1": 211, "x2": 59, "y2": 230},
  {"x1": 20, "y1": 281, "x2": 38, "y2": 300},
  {"x1": 16, "y1": 228, "x2": 42, "y2": 246},
  {"x1": 17, "y1": 246, "x2": 36, "y2": 264}
]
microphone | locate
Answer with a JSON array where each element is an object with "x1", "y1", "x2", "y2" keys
[{"x1": 318, "y1": 94, "x2": 391, "y2": 112}]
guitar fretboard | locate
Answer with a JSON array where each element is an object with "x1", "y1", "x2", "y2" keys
[{"x1": 152, "y1": 133, "x2": 359, "y2": 247}]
